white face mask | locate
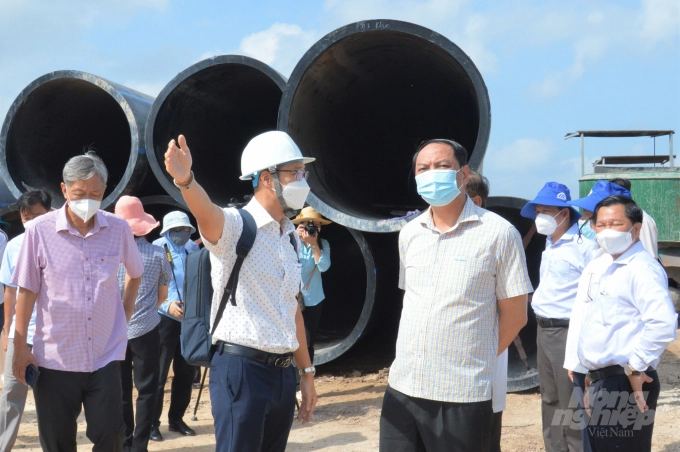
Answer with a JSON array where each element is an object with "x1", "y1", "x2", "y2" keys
[
  {"x1": 23, "y1": 217, "x2": 38, "y2": 229},
  {"x1": 535, "y1": 210, "x2": 566, "y2": 236},
  {"x1": 596, "y1": 227, "x2": 634, "y2": 255},
  {"x1": 68, "y1": 196, "x2": 101, "y2": 222},
  {"x1": 277, "y1": 179, "x2": 311, "y2": 211}
]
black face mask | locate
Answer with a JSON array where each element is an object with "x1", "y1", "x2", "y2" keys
[{"x1": 168, "y1": 230, "x2": 191, "y2": 247}]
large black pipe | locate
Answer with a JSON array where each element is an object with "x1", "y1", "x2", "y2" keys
[
  {"x1": 0, "y1": 71, "x2": 157, "y2": 209},
  {"x1": 0, "y1": 204, "x2": 24, "y2": 241},
  {"x1": 145, "y1": 56, "x2": 287, "y2": 207},
  {"x1": 139, "y1": 196, "x2": 377, "y2": 366},
  {"x1": 486, "y1": 196, "x2": 544, "y2": 392},
  {"x1": 278, "y1": 20, "x2": 491, "y2": 232}
]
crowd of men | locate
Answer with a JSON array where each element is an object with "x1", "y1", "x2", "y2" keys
[{"x1": 0, "y1": 132, "x2": 677, "y2": 452}]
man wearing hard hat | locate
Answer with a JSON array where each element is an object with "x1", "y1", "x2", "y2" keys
[{"x1": 164, "y1": 131, "x2": 317, "y2": 451}]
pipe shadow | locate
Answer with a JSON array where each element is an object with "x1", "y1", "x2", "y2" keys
[
  {"x1": 660, "y1": 441, "x2": 680, "y2": 452},
  {"x1": 286, "y1": 432, "x2": 367, "y2": 451}
]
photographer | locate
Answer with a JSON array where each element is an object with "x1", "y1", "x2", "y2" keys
[{"x1": 293, "y1": 207, "x2": 331, "y2": 364}]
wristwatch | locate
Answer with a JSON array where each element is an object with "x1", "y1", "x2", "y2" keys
[
  {"x1": 624, "y1": 364, "x2": 640, "y2": 376},
  {"x1": 173, "y1": 171, "x2": 195, "y2": 190},
  {"x1": 299, "y1": 366, "x2": 316, "y2": 376}
]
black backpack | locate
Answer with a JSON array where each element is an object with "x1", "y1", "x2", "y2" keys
[{"x1": 180, "y1": 209, "x2": 257, "y2": 367}]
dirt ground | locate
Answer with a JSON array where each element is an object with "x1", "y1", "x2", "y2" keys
[{"x1": 3, "y1": 337, "x2": 680, "y2": 451}]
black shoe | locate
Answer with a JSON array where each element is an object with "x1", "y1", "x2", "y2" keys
[
  {"x1": 168, "y1": 420, "x2": 196, "y2": 436},
  {"x1": 149, "y1": 426, "x2": 163, "y2": 442}
]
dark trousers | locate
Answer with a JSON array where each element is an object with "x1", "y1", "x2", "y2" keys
[
  {"x1": 121, "y1": 326, "x2": 160, "y2": 452},
  {"x1": 586, "y1": 370, "x2": 659, "y2": 452},
  {"x1": 301, "y1": 302, "x2": 323, "y2": 364},
  {"x1": 537, "y1": 325, "x2": 583, "y2": 452},
  {"x1": 490, "y1": 411, "x2": 502, "y2": 452},
  {"x1": 33, "y1": 360, "x2": 124, "y2": 452},
  {"x1": 573, "y1": 372, "x2": 593, "y2": 452},
  {"x1": 153, "y1": 315, "x2": 193, "y2": 427},
  {"x1": 379, "y1": 385, "x2": 494, "y2": 452},
  {"x1": 210, "y1": 351, "x2": 296, "y2": 452}
]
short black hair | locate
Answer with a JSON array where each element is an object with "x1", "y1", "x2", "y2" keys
[
  {"x1": 466, "y1": 170, "x2": 489, "y2": 207},
  {"x1": 592, "y1": 195, "x2": 643, "y2": 225},
  {"x1": 412, "y1": 139, "x2": 468, "y2": 172},
  {"x1": 16, "y1": 190, "x2": 52, "y2": 216},
  {"x1": 609, "y1": 177, "x2": 631, "y2": 191}
]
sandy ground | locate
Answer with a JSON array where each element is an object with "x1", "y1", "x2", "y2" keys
[{"x1": 3, "y1": 337, "x2": 680, "y2": 451}]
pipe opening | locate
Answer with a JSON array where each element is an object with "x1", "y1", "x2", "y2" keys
[
  {"x1": 5, "y1": 78, "x2": 132, "y2": 207},
  {"x1": 281, "y1": 25, "x2": 488, "y2": 223},
  {"x1": 149, "y1": 61, "x2": 284, "y2": 207},
  {"x1": 138, "y1": 196, "x2": 198, "y2": 244}
]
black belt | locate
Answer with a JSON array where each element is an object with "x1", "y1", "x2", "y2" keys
[
  {"x1": 216, "y1": 341, "x2": 293, "y2": 368},
  {"x1": 536, "y1": 316, "x2": 570, "y2": 328},
  {"x1": 588, "y1": 365, "x2": 655, "y2": 383}
]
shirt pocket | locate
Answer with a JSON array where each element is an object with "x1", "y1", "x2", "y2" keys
[
  {"x1": 96, "y1": 255, "x2": 121, "y2": 286},
  {"x1": 596, "y1": 295, "x2": 618, "y2": 327}
]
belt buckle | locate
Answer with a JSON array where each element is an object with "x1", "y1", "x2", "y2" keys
[{"x1": 274, "y1": 355, "x2": 292, "y2": 368}]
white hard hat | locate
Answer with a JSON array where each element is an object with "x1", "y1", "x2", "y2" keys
[{"x1": 240, "y1": 131, "x2": 315, "y2": 180}]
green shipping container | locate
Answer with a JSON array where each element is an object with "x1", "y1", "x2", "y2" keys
[{"x1": 579, "y1": 169, "x2": 680, "y2": 245}]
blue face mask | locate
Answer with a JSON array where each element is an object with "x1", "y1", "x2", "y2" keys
[
  {"x1": 168, "y1": 230, "x2": 191, "y2": 247},
  {"x1": 415, "y1": 169, "x2": 462, "y2": 207},
  {"x1": 578, "y1": 219, "x2": 596, "y2": 240}
]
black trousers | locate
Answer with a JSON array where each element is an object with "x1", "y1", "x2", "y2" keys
[
  {"x1": 121, "y1": 326, "x2": 160, "y2": 452},
  {"x1": 586, "y1": 370, "x2": 660, "y2": 452},
  {"x1": 33, "y1": 360, "x2": 125, "y2": 452},
  {"x1": 379, "y1": 385, "x2": 494, "y2": 452},
  {"x1": 490, "y1": 411, "x2": 502, "y2": 452},
  {"x1": 153, "y1": 315, "x2": 193, "y2": 427},
  {"x1": 301, "y1": 302, "x2": 323, "y2": 364}
]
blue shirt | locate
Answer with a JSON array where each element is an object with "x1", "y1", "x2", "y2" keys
[
  {"x1": 153, "y1": 234, "x2": 200, "y2": 322},
  {"x1": 117, "y1": 238, "x2": 171, "y2": 339},
  {"x1": 300, "y1": 238, "x2": 331, "y2": 306},
  {"x1": 0, "y1": 233, "x2": 37, "y2": 343},
  {"x1": 532, "y1": 222, "x2": 597, "y2": 320}
]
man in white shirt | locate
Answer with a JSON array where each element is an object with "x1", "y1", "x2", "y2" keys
[
  {"x1": 164, "y1": 131, "x2": 317, "y2": 452},
  {"x1": 0, "y1": 190, "x2": 51, "y2": 450},
  {"x1": 608, "y1": 178, "x2": 658, "y2": 259},
  {"x1": 575, "y1": 195, "x2": 676, "y2": 451},
  {"x1": 521, "y1": 182, "x2": 597, "y2": 452}
]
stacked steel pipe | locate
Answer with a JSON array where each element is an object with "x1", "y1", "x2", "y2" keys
[{"x1": 0, "y1": 20, "x2": 541, "y2": 389}]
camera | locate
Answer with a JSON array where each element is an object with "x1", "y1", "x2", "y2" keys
[{"x1": 304, "y1": 221, "x2": 318, "y2": 237}]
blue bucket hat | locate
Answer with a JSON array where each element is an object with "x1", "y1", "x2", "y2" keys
[
  {"x1": 567, "y1": 180, "x2": 631, "y2": 213},
  {"x1": 520, "y1": 182, "x2": 581, "y2": 221}
]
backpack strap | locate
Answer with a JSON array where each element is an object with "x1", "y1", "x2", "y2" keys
[{"x1": 210, "y1": 209, "x2": 257, "y2": 336}]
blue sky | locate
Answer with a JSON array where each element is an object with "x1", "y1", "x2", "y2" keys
[{"x1": 1, "y1": 0, "x2": 678, "y2": 201}]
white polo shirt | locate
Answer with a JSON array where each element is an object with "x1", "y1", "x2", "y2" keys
[
  {"x1": 203, "y1": 198, "x2": 301, "y2": 354},
  {"x1": 576, "y1": 241, "x2": 677, "y2": 371},
  {"x1": 531, "y1": 222, "x2": 597, "y2": 320}
]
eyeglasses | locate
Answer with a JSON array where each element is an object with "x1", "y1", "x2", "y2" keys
[
  {"x1": 171, "y1": 227, "x2": 192, "y2": 233},
  {"x1": 277, "y1": 169, "x2": 309, "y2": 181}
]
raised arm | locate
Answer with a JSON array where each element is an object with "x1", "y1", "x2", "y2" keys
[{"x1": 165, "y1": 135, "x2": 225, "y2": 245}]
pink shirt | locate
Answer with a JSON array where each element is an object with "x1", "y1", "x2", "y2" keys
[{"x1": 12, "y1": 205, "x2": 144, "y2": 372}]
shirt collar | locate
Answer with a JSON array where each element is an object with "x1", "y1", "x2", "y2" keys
[
  {"x1": 419, "y1": 195, "x2": 480, "y2": 233},
  {"x1": 613, "y1": 240, "x2": 645, "y2": 265},
  {"x1": 55, "y1": 204, "x2": 107, "y2": 237},
  {"x1": 244, "y1": 197, "x2": 295, "y2": 234},
  {"x1": 548, "y1": 222, "x2": 580, "y2": 245}
]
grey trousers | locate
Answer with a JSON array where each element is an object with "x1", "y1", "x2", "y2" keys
[
  {"x1": 0, "y1": 341, "x2": 30, "y2": 451},
  {"x1": 537, "y1": 325, "x2": 582, "y2": 452}
]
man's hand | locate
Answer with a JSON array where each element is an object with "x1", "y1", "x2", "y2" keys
[
  {"x1": 628, "y1": 371, "x2": 653, "y2": 413},
  {"x1": 584, "y1": 374, "x2": 592, "y2": 417},
  {"x1": 567, "y1": 369, "x2": 574, "y2": 383},
  {"x1": 165, "y1": 135, "x2": 193, "y2": 184},
  {"x1": 12, "y1": 342, "x2": 37, "y2": 386},
  {"x1": 169, "y1": 301, "x2": 184, "y2": 319},
  {"x1": 3, "y1": 329, "x2": 8, "y2": 352},
  {"x1": 297, "y1": 373, "x2": 317, "y2": 424}
]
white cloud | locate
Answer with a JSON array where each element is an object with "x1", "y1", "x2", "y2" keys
[
  {"x1": 484, "y1": 138, "x2": 581, "y2": 199},
  {"x1": 235, "y1": 23, "x2": 318, "y2": 77}
]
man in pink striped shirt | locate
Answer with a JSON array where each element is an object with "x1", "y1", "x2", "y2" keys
[{"x1": 11, "y1": 151, "x2": 144, "y2": 451}]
